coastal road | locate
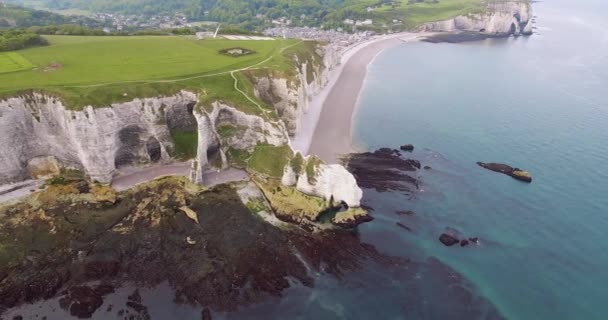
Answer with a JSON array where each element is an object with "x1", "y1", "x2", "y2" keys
[
  {"x1": 111, "y1": 163, "x2": 249, "y2": 191},
  {"x1": 0, "y1": 180, "x2": 43, "y2": 204}
]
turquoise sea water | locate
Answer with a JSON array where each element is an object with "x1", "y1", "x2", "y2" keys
[{"x1": 352, "y1": 0, "x2": 608, "y2": 319}]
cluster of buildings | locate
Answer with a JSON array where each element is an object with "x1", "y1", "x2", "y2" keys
[
  {"x1": 92, "y1": 12, "x2": 190, "y2": 31},
  {"x1": 264, "y1": 27, "x2": 374, "y2": 45},
  {"x1": 342, "y1": 19, "x2": 374, "y2": 27}
]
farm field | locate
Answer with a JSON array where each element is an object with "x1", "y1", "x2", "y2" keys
[
  {"x1": 0, "y1": 52, "x2": 34, "y2": 74},
  {"x1": 0, "y1": 35, "x2": 303, "y2": 110},
  {"x1": 330, "y1": 0, "x2": 485, "y2": 28}
]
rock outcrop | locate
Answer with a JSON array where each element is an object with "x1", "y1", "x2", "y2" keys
[
  {"x1": 439, "y1": 233, "x2": 460, "y2": 247},
  {"x1": 477, "y1": 162, "x2": 533, "y2": 183},
  {"x1": 421, "y1": 1, "x2": 533, "y2": 37},
  {"x1": 27, "y1": 156, "x2": 61, "y2": 179},
  {"x1": 282, "y1": 155, "x2": 363, "y2": 207}
]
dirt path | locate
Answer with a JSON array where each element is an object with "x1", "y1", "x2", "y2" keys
[
  {"x1": 0, "y1": 180, "x2": 44, "y2": 204},
  {"x1": 111, "y1": 163, "x2": 249, "y2": 191}
]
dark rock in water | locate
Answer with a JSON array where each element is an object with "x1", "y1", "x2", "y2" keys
[
  {"x1": 439, "y1": 233, "x2": 460, "y2": 246},
  {"x1": 202, "y1": 307, "x2": 212, "y2": 320},
  {"x1": 59, "y1": 286, "x2": 110, "y2": 318},
  {"x1": 396, "y1": 222, "x2": 412, "y2": 232},
  {"x1": 395, "y1": 210, "x2": 415, "y2": 216},
  {"x1": 477, "y1": 162, "x2": 533, "y2": 183},
  {"x1": 469, "y1": 237, "x2": 479, "y2": 244},
  {"x1": 127, "y1": 289, "x2": 142, "y2": 304},
  {"x1": 345, "y1": 148, "x2": 420, "y2": 194},
  {"x1": 424, "y1": 166, "x2": 432, "y2": 170},
  {"x1": 400, "y1": 144, "x2": 414, "y2": 152},
  {"x1": 460, "y1": 240, "x2": 470, "y2": 247}
]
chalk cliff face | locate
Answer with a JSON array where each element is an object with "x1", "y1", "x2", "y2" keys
[
  {"x1": 0, "y1": 92, "x2": 289, "y2": 185},
  {"x1": 190, "y1": 102, "x2": 289, "y2": 184},
  {"x1": 0, "y1": 92, "x2": 197, "y2": 184},
  {"x1": 281, "y1": 156, "x2": 363, "y2": 207},
  {"x1": 421, "y1": 1, "x2": 533, "y2": 36},
  {"x1": 252, "y1": 43, "x2": 339, "y2": 136}
]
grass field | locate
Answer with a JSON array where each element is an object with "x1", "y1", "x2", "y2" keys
[
  {"x1": 0, "y1": 52, "x2": 35, "y2": 74},
  {"x1": 0, "y1": 35, "x2": 304, "y2": 110},
  {"x1": 332, "y1": 0, "x2": 486, "y2": 29}
]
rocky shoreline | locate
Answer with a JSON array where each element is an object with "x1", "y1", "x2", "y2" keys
[{"x1": 0, "y1": 176, "x2": 376, "y2": 318}]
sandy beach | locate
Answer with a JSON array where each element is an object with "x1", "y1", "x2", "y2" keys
[{"x1": 295, "y1": 32, "x2": 432, "y2": 163}]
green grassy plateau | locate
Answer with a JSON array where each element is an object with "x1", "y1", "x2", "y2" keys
[
  {"x1": 331, "y1": 0, "x2": 486, "y2": 29},
  {"x1": 0, "y1": 52, "x2": 34, "y2": 74},
  {"x1": 0, "y1": 35, "x2": 305, "y2": 110}
]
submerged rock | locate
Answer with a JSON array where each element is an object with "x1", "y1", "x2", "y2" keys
[
  {"x1": 59, "y1": 285, "x2": 114, "y2": 318},
  {"x1": 396, "y1": 222, "x2": 412, "y2": 232},
  {"x1": 395, "y1": 210, "x2": 415, "y2": 216},
  {"x1": 439, "y1": 233, "x2": 460, "y2": 246},
  {"x1": 477, "y1": 162, "x2": 533, "y2": 183},
  {"x1": 202, "y1": 308, "x2": 212, "y2": 320},
  {"x1": 400, "y1": 144, "x2": 414, "y2": 152}
]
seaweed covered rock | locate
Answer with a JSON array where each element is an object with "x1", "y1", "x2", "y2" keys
[
  {"x1": 345, "y1": 148, "x2": 420, "y2": 194},
  {"x1": 477, "y1": 162, "x2": 532, "y2": 183},
  {"x1": 332, "y1": 208, "x2": 373, "y2": 229}
]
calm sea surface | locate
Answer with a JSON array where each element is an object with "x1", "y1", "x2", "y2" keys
[{"x1": 351, "y1": 0, "x2": 608, "y2": 319}]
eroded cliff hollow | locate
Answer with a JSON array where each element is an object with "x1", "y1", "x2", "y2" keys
[{"x1": 421, "y1": 1, "x2": 533, "y2": 36}]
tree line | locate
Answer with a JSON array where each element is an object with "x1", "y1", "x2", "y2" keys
[{"x1": 0, "y1": 29, "x2": 48, "y2": 52}]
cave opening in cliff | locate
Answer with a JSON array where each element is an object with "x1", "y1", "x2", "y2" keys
[
  {"x1": 115, "y1": 125, "x2": 145, "y2": 168},
  {"x1": 146, "y1": 137, "x2": 162, "y2": 162}
]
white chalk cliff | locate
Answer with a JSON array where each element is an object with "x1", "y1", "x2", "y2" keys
[
  {"x1": 0, "y1": 42, "x2": 363, "y2": 208},
  {"x1": 253, "y1": 45, "x2": 339, "y2": 136},
  {"x1": 282, "y1": 160, "x2": 362, "y2": 207},
  {"x1": 421, "y1": 1, "x2": 533, "y2": 36}
]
